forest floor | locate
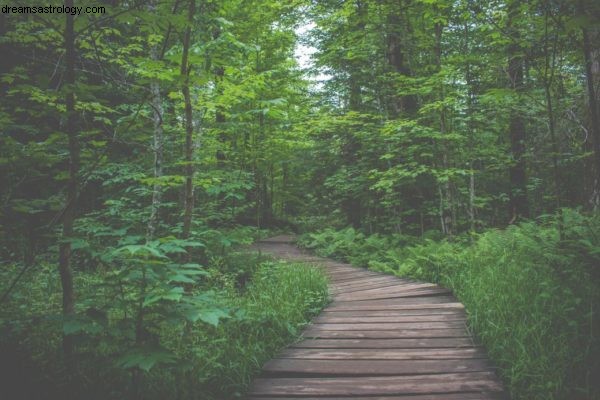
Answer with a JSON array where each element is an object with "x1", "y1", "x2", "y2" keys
[{"x1": 245, "y1": 235, "x2": 507, "y2": 399}]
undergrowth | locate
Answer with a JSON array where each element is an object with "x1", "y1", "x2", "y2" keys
[
  {"x1": 299, "y1": 209, "x2": 600, "y2": 400},
  {"x1": 0, "y1": 258, "x2": 329, "y2": 400}
]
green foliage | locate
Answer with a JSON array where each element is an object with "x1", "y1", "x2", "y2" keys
[
  {"x1": 299, "y1": 227, "x2": 423, "y2": 269},
  {"x1": 302, "y1": 210, "x2": 600, "y2": 400},
  {"x1": 0, "y1": 256, "x2": 329, "y2": 399}
]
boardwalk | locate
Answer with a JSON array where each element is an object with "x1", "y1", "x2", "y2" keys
[{"x1": 247, "y1": 235, "x2": 507, "y2": 400}]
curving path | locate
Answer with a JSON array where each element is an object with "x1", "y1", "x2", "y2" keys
[{"x1": 247, "y1": 235, "x2": 507, "y2": 400}]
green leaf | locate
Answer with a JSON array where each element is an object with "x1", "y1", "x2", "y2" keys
[{"x1": 116, "y1": 347, "x2": 177, "y2": 372}]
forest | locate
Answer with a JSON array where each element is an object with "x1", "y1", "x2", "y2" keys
[{"x1": 0, "y1": 0, "x2": 599, "y2": 399}]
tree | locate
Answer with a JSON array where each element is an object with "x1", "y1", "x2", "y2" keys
[
  {"x1": 58, "y1": 0, "x2": 79, "y2": 365},
  {"x1": 506, "y1": 0, "x2": 530, "y2": 222},
  {"x1": 580, "y1": 0, "x2": 600, "y2": 209},
  {"x1": 181, "y1": 0, "x2": 196, "y2": 243}
]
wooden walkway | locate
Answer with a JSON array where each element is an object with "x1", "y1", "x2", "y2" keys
[{"x1": 247, "y1": 235, "x2": 507, "y2": 400}]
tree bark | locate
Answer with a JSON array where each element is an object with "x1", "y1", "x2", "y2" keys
[
  {"x1": 181, "y1": 0, "x2": 196, "y2": 241},
  {"x1": 58, "y1": 0, "x2": 78, "y2": 365},
  {"x1": 507, "y1": 1, "x2": 530, "y2": 222}
]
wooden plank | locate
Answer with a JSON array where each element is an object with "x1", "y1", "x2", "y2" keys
[
  {"x1": 334, "y1": 283, "x2": 440, "y2": 295},
  {"x1": 332, "y1": 276, "x2": 405, "y2": 286},
  {"x1": 291, "y1": 338, "x2": 475, "y2": 349},
  {"x1": 329, "y1": 274, "x2": 383, "y2": 283},
  {"x1": 249, "y1": 372, "x2": 504, "y2": 396},
  {"x1": 332, "y1": 284, "x2": 439, "y2": 296},
  {"x1": 311, "y1": 321, "x2": 466, "y2": 331},
  {"x1": 329, "y1": 296, "x2": 458, "y2": 309},
  {"x1": 331, "y1": 281, "x2": 423, "y2": 294},
  {"x1": 335, "y1": 288, "x2": 452, "y2": 302},
  {"x1": 328, "y1": 275, "x2": 382, "y2": 283},
  {"x1": 325, "y1": 302, "x2": 464, "y2": 312},
  {"x1": 248, "y1": 394, "x2": 507, "y2": 400},
  {"x1": 313, "y1": 314, "x2": 467, "y2": 324},
  {"x1": 329, "y1": 276, "x2": 399, "y2": 285},
  {"x1": 262, "y1": 358, "x2": 493, "y2": 375},
  {"x1": 258, "y1": 235, "x2": 297, "y2": 243},
  {"x1": 302, "y1": 328, "x2": 469, "y2": 339},
  {"x1": 277, "y1": 348, "x2": 486, "y2": 360},
  {"x1": 320, "y1": 308, "x2": 465, "y2": 317},
  {"x1": 326, "y1": 303, "x2": 463, "y2": 313},
  {"x1": 334, "y1": 280, "x2": 434, "y2": 290}
]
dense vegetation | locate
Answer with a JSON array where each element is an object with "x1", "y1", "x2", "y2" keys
[{"x1": 1, "y1": 0, "x2": 599, "y2": 399}]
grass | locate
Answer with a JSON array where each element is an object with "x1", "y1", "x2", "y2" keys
[
  {"x1": 0, "y1": 257, "x2": 329, "y2": 400},
  {"x1": 299, "y1": 209, "x2": 600, "y2": 400}
]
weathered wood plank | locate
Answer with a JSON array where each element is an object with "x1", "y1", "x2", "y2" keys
[
  {"x1": 291, "y1": 338, "x2": 475, "y2": 349},
  {"x1": 331, "y1": 281, "x2": 426, "y2": 294},
  {"x1": 334, "y1": 282, "x2": 438, "y2": 292},
  {"x1": 249, "y1": 372, "x2": 504, "y2": 396},
  {"x1": 320, "y1": 308, "x2": 465, "y2": 317},
  {"x1": 302, "y1": 328, "x2": 469, "y2": 339},
  {"x1": 277, "y1": 347, "x2": 486, "y2": 360},
  {"x1": 311, "y1": 321, "x2": 466, "y2": 331},
  {"x1": 262, "y1": 358, "x2": 493, "y2": 375},
  {"x1": 326, "y1": 301, "x2": 464, "y2": 312},
  {"x1": 313, "y1": 314, "x2": 467, "y2": 324},
  {"x1": 248, "y1": 394, "x2": 507, "y2": 400},
  {"x1": 333, "y1": 275, "x2": 403, "y2": 283},
  {"x1": 330, "y1": 295, "x2": 456, "y2": 306},
  {"x1": 335, "y1": 288, "x2": 452, "y2": 301}
]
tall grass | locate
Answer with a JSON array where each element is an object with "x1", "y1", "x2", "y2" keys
[{"x1": 300, "y1": 209, "x2": 600, "y2": 399}]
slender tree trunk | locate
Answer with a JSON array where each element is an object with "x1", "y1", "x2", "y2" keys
[
  {"x1": 507, "y1": 2, "x2": 530, "y2": 223},
  {"x1": 58, "y1": 0, "x2": 78, "y2": 366},
  {"x1": 213, "y1": 25, "x2": 227, "y2": 167},
  {"x1": 582, "y1": 24, "x2": 600, "y2": 209},
  {"x1": 438, "y1": 185, "x2": 447, "y2": 235},
  {"x1": 147, "y1": 44, "x2": 164, "y2": 241},
  {"x1": 541, "y1": 5, "x2": 563, "y2": 238},
  {"x1": 464, "y1": 20, "x2": 476, "y2": 232},
  {"x1": 181, "y1": 0, "x2": 196, "y2": 242},
  {"x1": 434, "y1": 20, "x2": 454, "y2": 235},
  {"x1": 215, "y1": 65, "x2": 227, "y2": 166}
]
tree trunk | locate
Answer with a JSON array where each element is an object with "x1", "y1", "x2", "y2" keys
[
  {"x1": 181, "y1": 0, "x2": 196, "y2": 241},
  {"x1": 507, "y1": 2, "x2": 529, "y2": 222},
  {"x1": 434, "y1": 20, "x2": 454, "y2": 235},
  {"x1": 58, "y1": 0, "x2": 78, "y2": 366},
  {"x1": 582, "y1": 24, "x2": 600, "y2": 209},
  {"x1": 541, "y1": 5, "x2": 563, "y2": 237},
  {"x1": 213, "y1": 25, "x2": 227, "y2": 167},
  {"x1": 146, "y1": 13, "x2": 165, "y2": 242},
  {"x1": 464, "y1": 19, "x2": 476, "y2": 232},
  {"x1": 386, "y1": 7, "x2": 417, "y2": 116}
]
